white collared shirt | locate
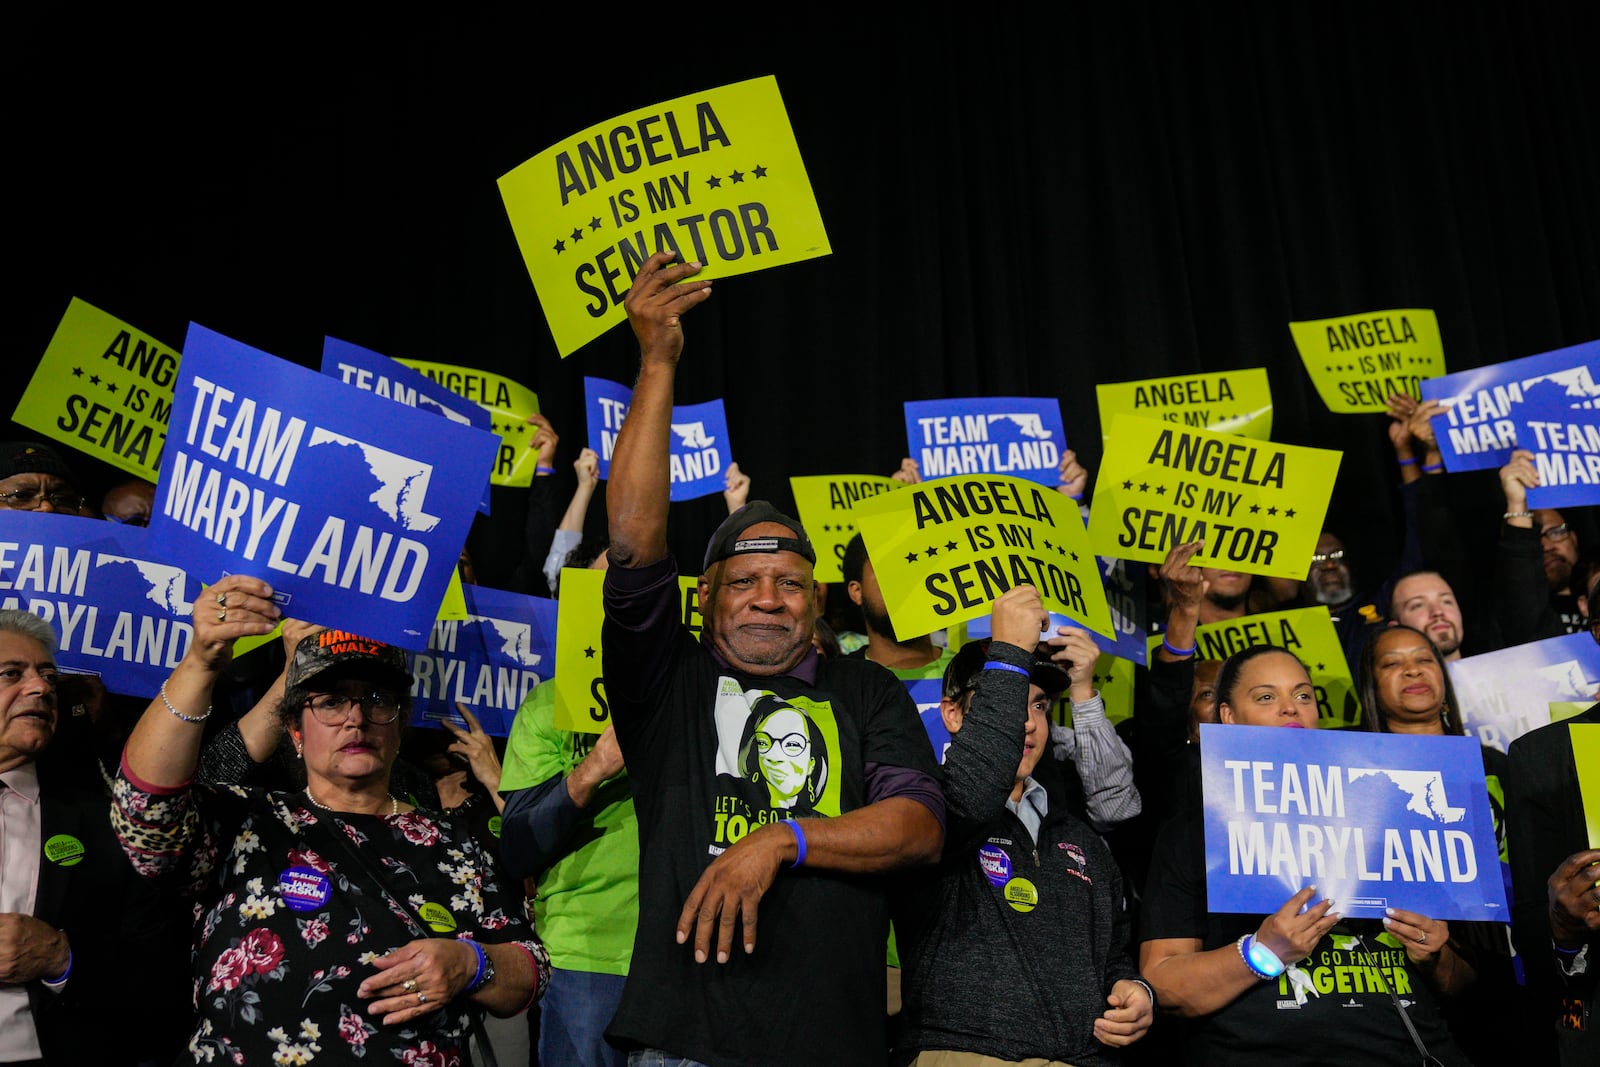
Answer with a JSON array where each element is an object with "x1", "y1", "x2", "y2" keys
[{"x1": 0, "y1": 762, "x2": 44, "y2": 1060}]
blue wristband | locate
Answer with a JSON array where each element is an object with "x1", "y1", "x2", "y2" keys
[
  {"x1": 982, "y1": 660, "x2": 1031, "y2": 679},
  {"x1": 41, "y1": 947, "x2": 71, "y2": 990},
  {"x1": 1396, "y1": 457, "x2": 1417, "y2": 467},
  {"x1": 1421, "y1": 462, "x2": 1443, "y2": 474},
  {"x1": 1161, "y1": 636, "x2": 1197, "y2": 657},
  {"x1": 463, "y1": 938, "x2": 487, "y2": 992},
  {"x1": 782, "y1": 818, "x2": 807, "y2": 867},
  {"x1": 535, "y1": 465, "x2": 556, "y2": 475}
]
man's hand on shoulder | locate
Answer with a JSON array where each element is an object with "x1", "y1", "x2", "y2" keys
[
  {"x1": 676, "y1": 821, "x2": 796, "y2": 964},
  {"x1": 624, "y1": 251, "x2": 712, "y2": 366},
  {"x1": 0, "y1": 913, "x2": 69, "y2": 984}
]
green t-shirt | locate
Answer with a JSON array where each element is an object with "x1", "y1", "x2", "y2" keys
[{"x1": 501, "y1": 681, "x2": 639, "y2": 975}]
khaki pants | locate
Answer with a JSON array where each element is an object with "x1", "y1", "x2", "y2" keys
[{"x1": 910, "y1": 1053, "x2": 1079, "y2": 1067}]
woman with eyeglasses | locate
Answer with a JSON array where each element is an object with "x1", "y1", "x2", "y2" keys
[
  {"x1": 112, "y1": 575, "x2": 548, "y2": 1066},
  {"x1": 737, "y1": 693, "x2": 831, "y2": 814}
]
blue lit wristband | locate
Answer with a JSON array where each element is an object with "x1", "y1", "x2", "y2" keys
[
  {"x1": 782, "y1": 818, "x2": 807, "y2": 868},
  {"x1": 1237, "y1": 934, "x2": 1285, "y2": 979},
  {"x1": 1161, "y1": 636, "x2": 1197, "y2": 658},
  {"x1": 982, "y1": 660, "x2": 1031, "y2": 679},
  {"x1": 41, "y1": 947, "x2": 72, "y2": 991}
]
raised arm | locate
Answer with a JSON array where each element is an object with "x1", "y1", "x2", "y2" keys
[
  {"x1": 607, "y1": 251, "x2": 712, "y2": 568},
  {"x1": 123, "y1": 575, "x2": 281, "y2": 789}
]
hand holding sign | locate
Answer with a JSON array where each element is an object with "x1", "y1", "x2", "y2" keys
[
  {"x1": 891, "y1": 459, "x2": 921, "y2": 486},
  {"x1": 441, "y1": 704, "x2": 503, "y2": 794},
  {"x1": 1254, "y1": 885, "x2": 1340, "y2": 967},
  {"x1": 723, "y1": 462, "x2": 751, "y2": 513},
  {"x1": 1045, "y1": 626, "x2": 1100, "y2": 702},
  {"x1": 1548, "y1": 849, "x2": 1600, "y2": 945},
  {"x1": 527, "y1": 413, "x2": 559, "y2": 471},
  {"x1": 990, "y1": 583, "x2": 1050, "y2": 650},
  {"x1": 1057, "y1": 449, "x2": 1088, "y2": 499},
  {"x1": 1380, "y1": 906, "x2": 1450, "y2": 967},
  {"x1": 625, "y1": 251, "x2": 712, "y2": 365},
  {"x1": 195, "y1": 577, "x2": 280, "y2": 672},
  {"x1": 1499, "y1": 449, "x2": 1539, "y2": 516}
]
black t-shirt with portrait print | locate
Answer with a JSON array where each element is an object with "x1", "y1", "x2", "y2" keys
[
  {"x1": 601, "y1": 555, "x2": 940, "y2": 1067},
  {"x1": 1140, "y1": 809, "x2": 1471, "y2": 1066}
]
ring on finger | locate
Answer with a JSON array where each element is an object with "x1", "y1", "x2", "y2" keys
[
  {"x1": 217, "y1": 610, "x2": 227, "y2": 623},
  {"x1": 1417, "y1": 932, "x2": 1428, "y2": 945},
  {"x1": 402, "y1": 978, "x2": 416, "y2": 993},
  {"x1": 216, "y1": 591, "x2": 227, "y2": 607},
  {"x1": 417, "y1": 992, "x2": 427, "y2": 1004}
]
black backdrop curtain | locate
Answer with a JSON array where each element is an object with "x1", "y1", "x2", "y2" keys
[{"x1": 8, "y1": 6, "x2": 1598, "y2": 586}]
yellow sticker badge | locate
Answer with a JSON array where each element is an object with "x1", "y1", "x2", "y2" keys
[
  {"x1": 1003, "y1": 876, "x2": 1039, "y2": 913},
  {"x1": 853, "y1": 475, "x2": 1115, "y2": 642},
  {"x1": 1096, "y1": 369, "x2": 1273, "y2": 450},
  {"x1": 552, "y1": 568, "x2": 702, "y2": 733},
  {"x1": 394, "y1": 360, "x2": 541, "y2": 487},
  {"x1": 1288, "y1": 309, "x2": 1446, "y2": 413},
  {"x1": 1088, "y1": 414, "x2": 1342, "y2": 580},
  {"x1": 1145, "y1": 606, "x2": 1360, "y2": 729},
  {"x1": 789, "y1": 474, "x2": 902, "y2": 584},
  {"x1": 498, "y1": 76, "x2": 832, "y2": 357},
  {"x1": 44, "y1": 834, "x2": 85, "y2": 867},
  {"x1": 13, "y1": 298, "x2": 180, "y2": 481},
  {"x1": 418, "y1": 902, "x2": 457, "y2": 933}
]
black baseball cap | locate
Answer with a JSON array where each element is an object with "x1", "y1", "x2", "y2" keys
[
  {"x1": 942, "y1": 638, "x2": 1071, "y2": 700},
  {"x1": 703, "y1": 500, "x2": 816, "y2": 571},
  {"x1": 287, "y1": 630, "x2": 411, "y2": 694},
  {"x1": 0, "y1": 442, "x2": 75, "y2": 482}
]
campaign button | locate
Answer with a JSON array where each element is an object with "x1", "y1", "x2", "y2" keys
[
  {"x1": 44, "y1": 834, "x2": 85, "y2": 867},
  {"x1": 278, "y1": 865, "x2": 332, "y2": 912},
  {"x1": 1003, "y1": 876, "x2": 1039, "y2": 914},
  {"x1": 977, "y1": 844, "x2": 1012, "y2": 887},
  {"x1": 488, "y1": 815, "x2": 503, "y2": 839},
  {"x1": 419, "y1": 901, "x2": 457, "y2": 933}
]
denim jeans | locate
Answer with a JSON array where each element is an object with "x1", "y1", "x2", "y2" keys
[{"x1": 541, "y1": 967, "x2": 628, "y2": 1067}]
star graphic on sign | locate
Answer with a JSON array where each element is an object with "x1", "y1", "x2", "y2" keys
[
  {"x1": 707, "y1": 174, "x2": 722, "y2": 189},
  {"x1": 589, "y1": 216, "x2": 602, "y2": 232},
  {"x1": 570, "y1": 227, "x2": 583, "y2": 242},
  {"x1": 753, "y1": 164, "x2": 768, "y2": 178},
  {"x1": 1284, "y1": 508, "x2": 1297, "y2": 518},
  {"x1": 845, "y1": 524, "x2": 855, "y2": 532},
  {"x1": 730, "y1": 168, "x2": 745, "y2": 183},
  {"x1": 1122, "y1": 479, "x2": 1133, "y2": 490},
  {"x1": 1070, "y1": 551, "x2": 1079, "y2": 562},
  {"x1": 1138, "y1": 482, "x2": 1150, "y2": 493},
  {"x1": 946, "y1": 540, "x2": 958, "y2": 552},
  {"x1": 88, "y1": 375, "x2": 100, "y2": 385},
  {"x1": 71, "y1": 367, "x2": 83, "y2": 378},
  {"x1": 553, "y1": 238, "x2": 565, "y2": 254},
  {"x1": 1154, "y1": 484, "x2": 1167, "y2": 496},
  {"x1": 1267, "y1": 506, "x2": 1279, "y2": 516},
  {"x1": 105, "y1": 382, "x2": 118, "y2": 394},
  {"x1": 1249, "y1": 504, "x2": 1261, "y2": 514},
  {"x1": 904, "y1": 551, "x2": 919, "y2": 563},
  {"x1": 583, "y1": 646, "x2": 596, "y2": 659},
  {"x1": 1315, "y1": 663, "x2": 1327, "y2": 672},
  {"x1": 1043, "y1": 539, "x2": 1054, "y2": 550},
  {"x1": 926, "y1": 545, "x2": 939, "y2": 557}
]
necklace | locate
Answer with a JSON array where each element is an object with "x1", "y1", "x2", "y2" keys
[{"x1": 304, "y1": 786, "x2": 399, "y2": 817}]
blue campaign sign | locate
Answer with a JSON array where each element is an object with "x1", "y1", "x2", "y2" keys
[
  {"x1": 904, "y1": 397, "x2": 1067, "y2": 485},
  {"x1": 1514, "y1": 388, "x2": 1600, "y2": 509},
  {"x1": 1421, "y1": 340, "x2": 1600, "y2": 472},
  {"x1": 320, "y1": 337, "x2": 497, "y2": 515},
  {"x1": 149, "y1": 324, "x2": 499, "y2": 650},
  {"x1": 408, "y1": 585, "x2": 557, "y2": 737},
  {"x1": 1200, "y1": 724, "x2": 1506, "y2": 922},
  {"x1": 583, "y1": 376, "x2": 732, "y2": 502},
  {"x1": 965, "y1": 555, "x2": 1147, "y2": 665},
  {"x1": 907, "y1": 679, "x2": 949, "y2": 762},
  {"x1": 1448, "y1": 632, "x2": 1600, "y2": 753},
  {"x1": 0, "y1": 511, "x2": 199, "y2": 697}
]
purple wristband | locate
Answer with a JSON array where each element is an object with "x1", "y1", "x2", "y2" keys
[
  {"x1": 782, "y1": 818, "x2": 807, "y2": 867},
  {"x1": 982, "y1": 660, "x2": 1031, "y2": 679}
]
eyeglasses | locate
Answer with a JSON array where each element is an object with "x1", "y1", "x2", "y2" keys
[
  {"x1": 303, "y1": 690, "x2": 402, "y2": 726},
  {"x1": 0, "y1": 486, "x2": 84, "y2": 512},
  {"x1": 754, "y1": 731, "x2": 809, "y2": 757},
  {"x1": 1539, "y1": 524, "x2": 1572, "y2": 543},
  {"x1": 1310, "y1": 549, "x2": 1345, "y2": 565}
]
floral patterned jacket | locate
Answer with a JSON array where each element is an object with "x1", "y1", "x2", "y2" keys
[{"x1": 112, "y1": 758, "x2": 550, "y2": 1066}]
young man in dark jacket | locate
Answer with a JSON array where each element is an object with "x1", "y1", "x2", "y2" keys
[{"x1": 894, "y1": 585, "x2": 1153, "y2": 1066}]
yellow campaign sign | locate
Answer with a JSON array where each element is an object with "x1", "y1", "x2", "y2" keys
[
  {"x1": 1144, "y1": 606, "x2": 1360, "y2": 729},
  {"x1": 13, "y1": 298, "x2": 180, "y2": 482},
  {"x1": 853, "y1": 474, "x2": 1114, "y2": 642},
  {"x1": 1087, "y1": 414, "x2": 1341, "y2": 580},
  {"x1": 1550, "y1": 702, "x2": 1593, "y2": 724},
  {"x1": 789, "y1": 474, "x2": 902, "y2": 584},
  {"x1": 1051, "y1": 654, "x2": 1136, "y2": 729},
  {"x1": 498, "y1": 75, "x2": 831, "y2": 358},
  {"x1": 1096, "y1": 369, "x2": 1272, "y2": 450},
  {"x1": 394, "y1": 360, "x2": 541, "y2": 488},
  {"x1": 1288, "y1": 308, "x2": 1446, "y2": 413},
  {"x1": 552, "y1": 568, "x2": 703, "y2": 733},
  {"x1": 1571, "y1": 724, "x2": 1600, "y2": 848}
]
